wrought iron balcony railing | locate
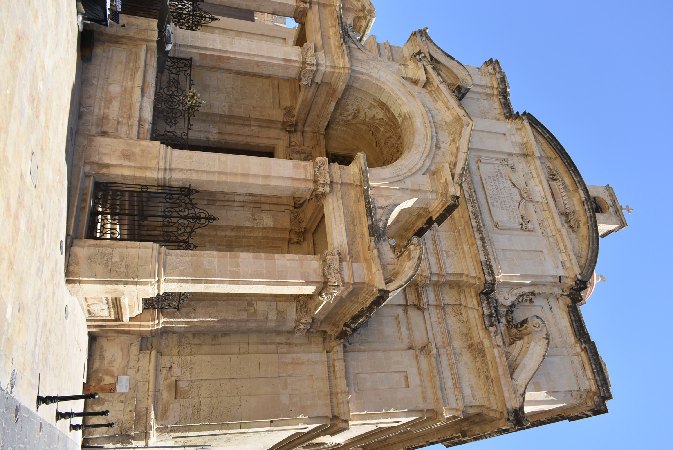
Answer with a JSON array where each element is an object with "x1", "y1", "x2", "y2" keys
[
  {"x1": 117, "y1": 0, "x2": 218, "y2": 31},
  {"x1": 87, "y1": 182, "x2": 217, "y2": 250},
  {"x1": 169, "y1": 0, "x2": 218, "y2": 31},
  {"x1": 151, "y1": 56, "x2": 202, "y2": 148}
]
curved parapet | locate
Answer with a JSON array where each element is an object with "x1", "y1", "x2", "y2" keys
[{"x1": 524, "y1": 112, "x2": 600, "y2": 292}]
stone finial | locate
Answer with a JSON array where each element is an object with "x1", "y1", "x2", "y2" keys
[
  {"x1": 300, "y1": 43, "x2": 317, "y2": 87},
  {"x1": 312, "y1": 157, "x2": 330, "y2": 200}
]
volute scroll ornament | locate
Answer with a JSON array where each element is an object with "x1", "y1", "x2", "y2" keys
[{"x1": 503, "y1": 294, "x2": 550, "y2": 416}]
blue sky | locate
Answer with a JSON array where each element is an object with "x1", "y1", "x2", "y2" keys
[{"x1": 370, "y1": 1, "x2": 673, "y2": 449}]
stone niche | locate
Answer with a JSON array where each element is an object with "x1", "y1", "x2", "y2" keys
[{"x1": 326, "y1": 85, "x2": 407, "y2": 168}]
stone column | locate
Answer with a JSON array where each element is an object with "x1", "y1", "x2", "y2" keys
[
  {"x1": 173, "y1": 28, "x2": 302, "y2": 78},
  {"x1": 309, "y1": 156, "x2": 387, "y2": 337},
  {"x1": 163, "y1": 250, "x2": 323, "y2": 295},
  {"x1": 66, "y1": 240, "x2": 324, "y2": 302},
  {"x1": 66, "y1": 240, "x2": 163, "y2": 301},
  {"x1": 81, "y1": 136, "x2": 315, "y2": 198}
]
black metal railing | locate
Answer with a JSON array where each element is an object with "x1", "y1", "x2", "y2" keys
[
  {"x1": 112, "y1": 0, "x2": 218, "y2": 31},
  {"x1": 87, "y1": 182, "x2": 217, "y2": 250},
  {"x1": 151, "y1": 56, "x2": 199, "y2": 148},
  {"x1": 143, "y1": 292, "x2": 191, "y2": 310},
  {"x1": 169, "y1": 0, "x2": 219, "y2": 31}
]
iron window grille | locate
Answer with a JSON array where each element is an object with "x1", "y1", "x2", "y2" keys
[{"x1": 87, "y1": 182, "x2": 217, "y2": 250}]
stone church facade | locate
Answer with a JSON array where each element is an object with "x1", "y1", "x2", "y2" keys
[{"x1": 66, "y1": 1, "x2": 627, "y2": 448}]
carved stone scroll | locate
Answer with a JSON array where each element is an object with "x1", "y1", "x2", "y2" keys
[
  {"x1": 300, "y1": 43, "x2": 317, "y2": 87},
  {"x1": 506, "y1": 315, "x2": 550, "y2": 403},
  {"x1": 312, "y1": 157, "x2": 330, "y2": 200}
]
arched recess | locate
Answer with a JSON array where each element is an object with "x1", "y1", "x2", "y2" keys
[
  {"x1": 325, "y1": 42, "x2": 473, "y2": 246},
  {"x1": 325, "y1": 85, "x2": 406, "y2": 168},
  {"x1": 325, "y1": 53, "x2": 432, "y2": 172}
]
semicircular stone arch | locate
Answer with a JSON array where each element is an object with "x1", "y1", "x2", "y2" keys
[
  {"x1": 326, "y1": 85, "x2": 406, "y2": 168},
  {"x1": 325, "y1": 52, "x2": 433, "y2": 176}
]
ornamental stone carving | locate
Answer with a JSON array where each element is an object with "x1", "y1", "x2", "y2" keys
[
  {"x1": 294, "y1": 295, "x2": 314, "y2": 335},
  {"x1": 478, "y1": 157, "x2": 533, "y2": 231},
  {"x1": 289, "y1": 209, "x2": 305, "y2": 244},
  {"x1": 319, "y1": 249, "x2": 342, "y2": 303},
  {"x1": 294, "y1": 0, "x2": 310, "y2": 23},
  {"x1": 546, "y1": 165, "x2": 579, "y2": 230},
  {"x1": 300, "y1": 43, "x2": 318, "y2": 87},
  {"x1": 505, "y1": 314, "x2": 550, "y2": 405},
  {"x1": 502, "y1": 292, "x2": 550, "y2": 414},
  {"x1": 312, "y1": 157, "x2": 330, "y2": 200},
  {"x1": 326, "y1": 88, "x2": 404, "y2": 167},
  {"x1": 288, "y1": 145, "x2": 313, "y2": 161},
  {"x1": 282, "y1": 106, "x2": 296, "y2": 132}
]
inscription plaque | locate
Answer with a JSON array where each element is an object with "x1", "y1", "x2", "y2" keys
[{"x1": 478, "y1": 158, "x2": 532, "y2": 231}]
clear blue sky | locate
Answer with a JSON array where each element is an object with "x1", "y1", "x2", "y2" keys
[{"x1": 370, "y1": 1, "x2": 672, "y2": 449}]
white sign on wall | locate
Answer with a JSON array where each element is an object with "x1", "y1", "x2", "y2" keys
[{"x1": 116, "y1": 375, "x2": 130, "y2": 393}]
